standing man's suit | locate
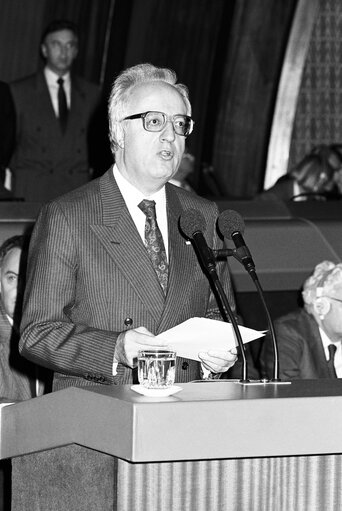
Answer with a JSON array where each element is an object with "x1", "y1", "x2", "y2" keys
[
  {"x1": 9, "y1": 70, "x2": 100, "y2": 202},
  {"x1": 260, "y1": 308, "x2": 337, "y2": 379},
  {"x1": 20, "y1": 168, "x2": 235, "y2": 390}
]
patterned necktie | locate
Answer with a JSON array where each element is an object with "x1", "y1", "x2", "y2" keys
[
  {"x1": 138, "y1": 199, "x2": 168, "y2": 294},
  {"x1": 57, "y1": 77, "x2": 68, "y2": 133},
  {"x1": 327, "y1": 344, "x2": 337, "y2": 377}
]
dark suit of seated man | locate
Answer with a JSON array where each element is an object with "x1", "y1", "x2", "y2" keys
[{"x1": 261, "y1": 260, "x2": 342, "y2": 380}]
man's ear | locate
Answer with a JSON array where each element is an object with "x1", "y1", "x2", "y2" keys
[
  {"x1": 115, "y1": 124, "x2": 125, "y2": 148},
  {"x1": 313, "y1": 297, "x2": 331, "y2": 318},
  {"x1": 41, "y1": 44, "x2": 47, "y2": 58}
]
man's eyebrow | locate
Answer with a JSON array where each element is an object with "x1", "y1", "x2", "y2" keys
[{"x1": 4, "y1": 270, "x2": 18, "y2": 276}]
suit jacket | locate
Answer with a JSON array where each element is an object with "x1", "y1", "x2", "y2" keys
[
  {"x1": 9, "y1": 70, "x2": 100, "y2": 202},
  {"x1": 0, "y1": 300, "x2": 37, "y2": 400},
  {"x1": 20, "y1": 168, "x2": 236, "y2": 390},
  {"x1": 256, "y1": 175, "x2": 295, "y2": 201},
  {"x1": 0, "y1": 81, "x2": 15, "y2": 169},
  {"x1": 260, "y1": 308, "x2": 336, "y2": 379}
]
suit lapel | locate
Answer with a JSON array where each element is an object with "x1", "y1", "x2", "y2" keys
[
  {"x1": 90, "y1": 170, "x2": 165, "y2": 323},
  {"x1": 68, "y1": 75, "x2": 84, "y2": 132},
  {"x1": 157, "y1": 185, "x2": 196, "y2": 333},
  {"x1": 308, "y1": 317, "x2": 334, "y2": 377},
  {"x1": 35, "y1": 72, "x2": 64, "y2": 138}
]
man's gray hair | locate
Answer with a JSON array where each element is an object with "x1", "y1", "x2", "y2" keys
[
  {"x1": 108, "y1": 63, "x2": 191, "y2": 153},
  {"x1": 302, "y1": 260, "x2": 342, "y2": 309}
]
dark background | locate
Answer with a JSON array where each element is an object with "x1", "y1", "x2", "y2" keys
[{"x1": 0, "y1": 0, "x2": 298, "y2": 197}]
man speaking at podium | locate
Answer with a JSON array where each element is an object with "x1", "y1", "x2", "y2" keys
[{"x1": 19, "y1": 63, "x2": 238, "y2": 391}]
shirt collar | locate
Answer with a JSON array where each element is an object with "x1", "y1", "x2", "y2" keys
[
  {"x1": 113, "y1": 164, "x2": 166, "y2": 209},
  {"x1": 44, "y1": 66, "x2": 71, "y2": 88}
]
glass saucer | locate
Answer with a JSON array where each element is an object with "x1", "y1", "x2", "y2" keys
[{"x1": 130, "y1": 385, "x2": 182, "y2": 397}]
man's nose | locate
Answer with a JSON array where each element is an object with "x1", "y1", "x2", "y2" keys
[{"x1": 160, "y1": 120, "x2": 176, "y2": 141}]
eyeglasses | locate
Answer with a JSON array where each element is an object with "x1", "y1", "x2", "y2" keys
[
  {"x1": 122, "y1": 111, "x2": 194, "y2": 137},
  {"x1": 323, "y1": 296, "x2": 342, "y2": 304}
]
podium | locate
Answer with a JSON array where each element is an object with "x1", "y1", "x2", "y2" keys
[{"x1": 3, "y1": 380, "x2": 342, "y2": 510}]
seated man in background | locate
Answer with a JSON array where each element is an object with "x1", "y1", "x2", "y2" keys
[
  {"x1": 0, "y1": 234, "x2": 48, "y2": 400},
  {"x1": 258, "y1": 144, "x2": 342, "y2": 201},
  {"x1": 260, "y1": 261, "x2": 342, "y2": 380}
]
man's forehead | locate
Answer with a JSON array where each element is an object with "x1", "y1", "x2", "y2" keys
[
  {"x1": 127, "y1": 81, "x2": 187, "y2": 113},
  {"x1": 1, "y1": 248, "x2": 21, "y2": 271},
  {"x1": 46, "y1": 29, "x2": 77, "y2": 43}
]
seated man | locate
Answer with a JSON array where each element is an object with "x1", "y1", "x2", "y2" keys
[
  {"x1": 258, "y1": 144, "x2": 342, "y2": 201},
  {"x1": 260, "y1": 261, "x2": 342, "y2": 380},
  {"x1": 0, "y1": 234, "x2": 48, "y2": 399}
]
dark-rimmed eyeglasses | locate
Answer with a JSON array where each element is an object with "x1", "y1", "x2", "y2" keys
[
  {"x1": 122, "y1": 111, "x2": 194, "y2": 137},
  {"x1": 323, "y1": 296, "x2": 342, "y2": 304}
]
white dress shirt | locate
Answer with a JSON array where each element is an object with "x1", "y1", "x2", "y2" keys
[{"x1": 113, "y1": 164, "x2": 169, "y2": 258}]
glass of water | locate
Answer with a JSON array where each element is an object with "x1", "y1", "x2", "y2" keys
[{"x1": 138, "y1": 349, "x2": 176, "y2": 389}]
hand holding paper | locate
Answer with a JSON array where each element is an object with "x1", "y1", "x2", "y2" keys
[{"x1": 156, "y1": 317, "x2": 266, "y2": 362}]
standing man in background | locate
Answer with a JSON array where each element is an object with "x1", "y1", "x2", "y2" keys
[{"x1": 9, "y1": 20, "x2": 100, "y2": 202}]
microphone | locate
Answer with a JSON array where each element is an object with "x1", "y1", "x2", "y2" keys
[
  {"x1": 217, "y1": 209, "x2": 281, "y2": 383},
  {"x1": 217, "y1": 209, "x2": 256, "y2": 279},
  {"x1": 179, "y1": 209, "x2": 218, "y2": 279},
  {"x1": 179, "y1": 209, "x2": 249, "y2": 382}
]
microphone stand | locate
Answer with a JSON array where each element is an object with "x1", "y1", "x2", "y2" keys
[
  {"x1": 214, "y1": 248, "x2": 282, "y2": 383},
  {"x1": 190, "y1": 246, "x2": 250, "y2": 383},
  {"x1": 212, "y1": 276, "x2": 250, "y2": 383}
]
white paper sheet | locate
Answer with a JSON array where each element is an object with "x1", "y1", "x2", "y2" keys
[{"x1": 156, "y1": 317, "x2": 266, "y2": 361}]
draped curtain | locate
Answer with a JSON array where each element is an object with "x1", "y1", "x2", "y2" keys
[{"x1": 212, "y1": 0, "x2": 297, "y2": 198}]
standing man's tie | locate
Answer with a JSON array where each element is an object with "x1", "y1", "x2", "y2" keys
[
  {"x1": 57, "y1": 77, "x2": 68, "y2": 133},
  {"x1": 327, "y1": 343, "x2": 337, "y2": 377},
  {"x1": 138, "y1": 199, "x2": 168, "y2": 294}
]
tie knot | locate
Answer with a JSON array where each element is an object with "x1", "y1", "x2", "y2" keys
[
  {"x1": 138, "y1": 199, "x2": 156, "y2": 218},
  {"x1": 328, "y1": 343, "x2": 337, "y2": 361},
  {"x1": 57, "y1": 77, "x2": 64, "y2": 86}
]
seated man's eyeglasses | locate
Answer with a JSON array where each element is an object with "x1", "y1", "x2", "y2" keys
[{"x1": 122, "y1": 111, "x2": 194, "y2": 137}]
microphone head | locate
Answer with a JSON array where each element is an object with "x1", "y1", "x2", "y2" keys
[
  {"x1": 179, "y1": 209, "x2": 206, "y2": 239},
  {"x1": 217, "y1": 209, "x2": 245, "y2": 239}
]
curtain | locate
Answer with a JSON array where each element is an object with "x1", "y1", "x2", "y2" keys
[{"x1": 212, "y1": 0, "x2": 297, "y2": 198}]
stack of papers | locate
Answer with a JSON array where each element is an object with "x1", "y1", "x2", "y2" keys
[{"x1": 156, "y1": 317, "x2": 266, "y2": 362}]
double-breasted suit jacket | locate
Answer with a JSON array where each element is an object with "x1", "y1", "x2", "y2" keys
[
  {"x1": 20, "y1": 168, "x2": 236, "y2": 390},
  {"x1": 260, "y1": 308, "x2": 337, "y2": 379},
  {"x1": 9, "y1": 70, "x2": 100, "y2": 202}
]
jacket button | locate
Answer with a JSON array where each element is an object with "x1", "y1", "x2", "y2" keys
[
  {"x1": 124, "y1": 317, "x2": 133, "y2": 327},
  {"x1": 182, "y1": 362, "x2": 189, "y2": 370}
]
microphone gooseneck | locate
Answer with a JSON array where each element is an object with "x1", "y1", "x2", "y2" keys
[
  {"x1": 179, "y1": 209, "x2": 249, "y2": 382},
  {"x1": 217, "y1": 209, "x2": 281, "y2": 382}
]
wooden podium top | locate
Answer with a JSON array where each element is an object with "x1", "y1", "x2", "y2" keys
[{"x1": 2, "y1": 379, "x2": 342, "y2": 462}]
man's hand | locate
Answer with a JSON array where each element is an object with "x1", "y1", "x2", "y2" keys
[
  {"x1": 198, "y1": 348, "x2": 238, "y2": 374},
  {"x1": 114, "y1": 327, "x2": 168, "y2": 368}
]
